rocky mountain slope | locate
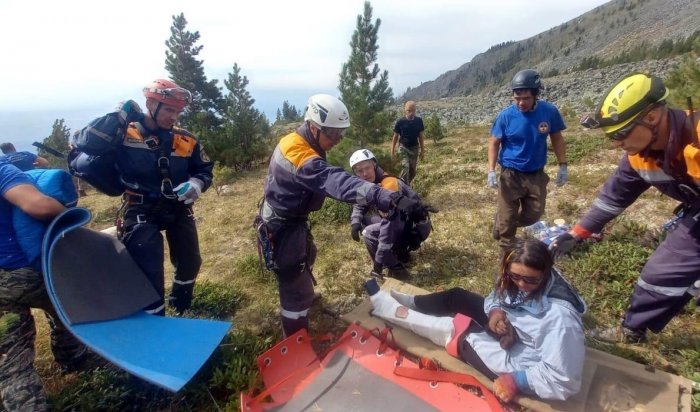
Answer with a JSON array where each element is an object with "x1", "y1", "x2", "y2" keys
[
  {"x1": 413, "y1": 57, "x2": 683, "y2": 126},
  {"x1": 402, "y1": 0, "x2": 700, "y2": 103}
]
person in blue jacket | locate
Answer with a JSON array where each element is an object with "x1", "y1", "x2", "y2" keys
[
  {"x1": 367, "y1": 238, "x2": 586, "y2": 403},
  {"x1": 80, "y1": 79, "x2": 214, "y2": 315},
  {"x1": 487, "y1": 69, "x2": 568, "y2": 252},
  {"x1": 0, "y1": 159, "x2": 86, "y2": 412},
  {"x1": 348, "y1": 149, "x2": 433, "y2": 279},
  {"x1": 257, "y1": 94, "x2": 429, "y2": 337},
  {"x1": 0, "y1": 142, "x2": 49, "y2": 171}
]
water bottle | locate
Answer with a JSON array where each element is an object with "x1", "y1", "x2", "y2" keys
[{"x1": 524, "y1": 221, "x2": 548, "y2": 238}]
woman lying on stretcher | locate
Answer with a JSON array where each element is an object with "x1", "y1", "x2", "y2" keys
[{"x1": 366, "y1": 238, "x2": 586, "y2": 403}]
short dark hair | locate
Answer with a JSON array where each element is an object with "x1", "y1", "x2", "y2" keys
[{"x1": 0, "y1": 142, "x2": 16, "y2": 154}]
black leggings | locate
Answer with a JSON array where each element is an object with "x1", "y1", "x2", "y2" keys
[
  {"x1": 413, "y1": 287, "x2": 488, "y2": 325},
  {"x1": 413, "y1": 287, "x2": 497, "y2": 380}
]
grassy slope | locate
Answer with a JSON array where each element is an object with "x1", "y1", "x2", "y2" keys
[{"x1": 36, "y1": 125, "x2": 699, "y2": 410}]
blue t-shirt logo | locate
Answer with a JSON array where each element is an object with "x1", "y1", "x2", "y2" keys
[{"x1": 538, "y1": 122, "x2": 550, "y2": 134}]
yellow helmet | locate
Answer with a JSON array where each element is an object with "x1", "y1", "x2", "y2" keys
[{"x1": 594, "y1": 73, "x2": 668, "y2": 134}]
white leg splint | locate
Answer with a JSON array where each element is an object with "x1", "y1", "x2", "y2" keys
[{"x1": 369, "y1": 290, "x2": 455, "y2": 347}]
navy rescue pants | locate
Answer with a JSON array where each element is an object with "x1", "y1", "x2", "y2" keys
[
  {"x1": 261, "y1": 216, "x2": 317, "y2": 337},
  {"x1": 624, "y1": 204, "x2": 700, "y2": 333},
  {"x1": 120, "y1": 202, "x2": 201, "y2": 315}
]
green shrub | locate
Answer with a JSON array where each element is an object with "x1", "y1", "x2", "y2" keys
[
  {"x1": 309, "y1": 198, "x2": 352, "y2": 226},
  {"x1": 425, "y1": 113, "x2": 446, "y2": 143},
  {"x1": 213, "y1": 161, "x2": 237, "y2": 196},
  {"x1": 559, "y1": 132, "x2": 608, "y2": 164}
]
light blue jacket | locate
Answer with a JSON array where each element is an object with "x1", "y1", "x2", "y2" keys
[{"x1": 468, "y1": 269, "x2": 586, "y2": 400}]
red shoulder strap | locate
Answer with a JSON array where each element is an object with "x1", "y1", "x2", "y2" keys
[{"x1": 393, "y1": 366, "x2": 504, "y2": 412}]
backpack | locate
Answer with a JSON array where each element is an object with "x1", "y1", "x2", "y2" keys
[{"x1": 67, "y1": 112, "x2": 126, "y2": 196}]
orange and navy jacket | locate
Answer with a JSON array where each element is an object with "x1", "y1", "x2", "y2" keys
[
  {"x1": 350, "y1": 166, "x2": 420, "y2": 225},
  {"x1": 579, "y1": 108, "x2": 700, "y2": 233},
  {"x1": 116, "y1": 122, "x2": 213, "y2": 196},
  {"x1": 263, "y1": 124, "x2": 395, "y2": 218}
]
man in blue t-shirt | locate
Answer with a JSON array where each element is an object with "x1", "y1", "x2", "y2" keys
[
  {"x1": 487, "y1": 69, "x2": 568, "y2": 252},
  {"x1": 391, "y1": 101, "x2": 425, "y2": 184},
  {"x1": 0, "y1": 142, "x2": 49, "y2": 171},
  {"x1": 0, "y1": 159, "x2": 86, "y2": 411}
]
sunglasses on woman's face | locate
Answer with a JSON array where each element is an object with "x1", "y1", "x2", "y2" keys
[{"x1": 505, "y1": 269, "x2": 542, "y2": 285}]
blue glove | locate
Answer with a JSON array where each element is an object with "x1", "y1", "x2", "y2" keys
[
  {"x1": 115, "y1": 100, "x2": 144, "y2": 125},
  {"x1": 487, "y1": 171, "x2": 498, "y2": 188},
  {"x1": 174, "y1": 178, "x2": 203, "y2": 205},
  {"x1": 556, "y1": 163, "x2": 568, "y2": 187}
]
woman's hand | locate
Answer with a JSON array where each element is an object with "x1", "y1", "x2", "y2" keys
[
  {"x1": 488, "y1": 308, "x2": 518, "y2": 349},
  {"x1": 488, "y1": 308, "x2": 508, "y2": 335}
]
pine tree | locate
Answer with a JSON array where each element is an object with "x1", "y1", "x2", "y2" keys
[
  {"x1": 40, "y1": 119, "x2": 71, "y2": 169},
  {"x1": 164, "y1": 13, "x2": 222, "y2": 133},
  {"x1": 217, "y1": 63, "x2": 270, "y2": 170},
  {"x1": 281, "y1": 100, "x2": 301, "y2": 122},
  {"x1": 425, "y1": 113, "x2": 445, "y2": 143},
  {"x1": 665, "y1": 54, "x2": 700, "y2": 109},
  {"x1": 338, "y1": 1, "x2": 393, "y2": 147}
]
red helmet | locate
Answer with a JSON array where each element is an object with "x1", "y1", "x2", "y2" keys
[{"x1": 142, "y1": 79, "x2": 192, "y2": 110}]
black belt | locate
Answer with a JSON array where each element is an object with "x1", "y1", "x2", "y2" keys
[{"x1": 123, "y1": 190, "x2": 177, "y2": 206}]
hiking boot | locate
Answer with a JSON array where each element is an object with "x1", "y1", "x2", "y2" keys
[
  {"x1": 590, "y1": 325, "x2": 647, "y2": 344},
  {"x1": 395, "y1": 248, "x2": 412, "y2": 264},
  {"x1": 58, "y1": 349, "x2": 106, "y2": 374},
  {"x1": 371, "y1": 262, "x2": 384, "y2": 279},
  {"x1": 388, "y1": 264, "x2": 410, "y2": 280}
]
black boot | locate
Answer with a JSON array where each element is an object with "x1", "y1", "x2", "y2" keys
[{"x1": 388, "y1": 264, "x2": 410, "y2": 280}]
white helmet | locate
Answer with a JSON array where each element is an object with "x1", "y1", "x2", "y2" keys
[
  {"x1": 304, "y1": 94, "x2": 351, "y2": 128},
  {"x1": 349, "y1": 149, "x2": 376, "y2": 168}
]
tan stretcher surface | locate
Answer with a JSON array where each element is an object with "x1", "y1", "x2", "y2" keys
[{"x1": 342, "y1": 278, "x2": 693, "y2": 412}]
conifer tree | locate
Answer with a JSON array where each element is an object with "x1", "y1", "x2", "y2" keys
[
  {"x1": 165, "y1": 13, "x2": 222, "y2": 133},
  {"x1": 40, "y1": 119, "x2": 71, "y2": 169},
  {"x1": 665, "y1": 54, "x2": 700, "y2": 109},
  {"x1": 281, "y1": 100, "x2": 301, "y2": 122},
  {"x1": 425, "y1": 113, "x2": 446, "y2": 143},
  {"x1": 339, "y1": 1, "x2": 393, "y2": 146},
  {"x1": 217, "y1": 63, "x2": 270, "y2": 169}
]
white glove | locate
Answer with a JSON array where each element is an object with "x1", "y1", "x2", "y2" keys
[
  {"x1": 487, "y1": 170, "x2": 498, "y2": 188},
  {"x1": 556, "y1": 163, "x2": 568, "y2": 187},
  {"x1": 174, "y1": 178, "x2": 203, "y2": 205}
]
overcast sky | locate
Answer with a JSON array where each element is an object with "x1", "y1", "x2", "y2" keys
[{"x1": 0, "y1": 0, "x2": 610, "y2": 150}]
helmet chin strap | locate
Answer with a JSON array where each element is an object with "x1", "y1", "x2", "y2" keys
[
  {"x1": 309, "y1": 121, "x2": 322, "y2": 141},
  {"x1": 146, "y1": 102, "x2": 173, "y2": 132}
]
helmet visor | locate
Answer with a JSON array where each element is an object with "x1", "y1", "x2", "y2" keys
[{"x1": 321, "y1": 127, "x2": 347, "y2": 142}]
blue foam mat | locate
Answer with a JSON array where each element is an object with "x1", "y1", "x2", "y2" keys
[{"x1": 42, "y1": 208, "x2": 232, "y2": 392}]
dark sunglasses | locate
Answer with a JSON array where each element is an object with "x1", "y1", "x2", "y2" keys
[
  {"x1": 321, "y1": 127, "x2": 347, "y2": 141},
  {"x1": 605, "y1": 119, "x2": 640, "y2": 141},
  {"x1": 505, "y1": 269, "x2": 542, "y2": 285}
]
